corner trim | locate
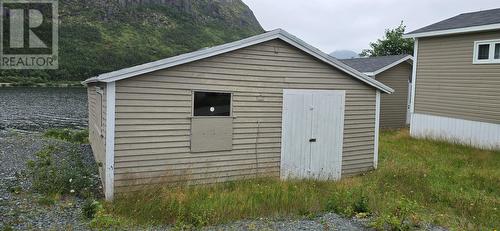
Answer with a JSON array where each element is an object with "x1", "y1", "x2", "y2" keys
[
  {"x1": 374, "y1": 90, "x2": 381, "y2": 169},
  {"x1": 410, "y1": 38, "x2": 418, "y2": 135},
  {"x1": 105, "y1": 82, "x2": 116, "y2": 200}
]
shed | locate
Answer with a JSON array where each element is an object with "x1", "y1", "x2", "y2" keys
[
  {"x1": 83, "y1": 29, "x2": 393, "y2": 200},
  {"x1": 340, "y1": 55, "x2": 413, "y2": 129}
]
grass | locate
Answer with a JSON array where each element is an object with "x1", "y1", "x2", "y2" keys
[
  {"x1": 43, "y1": 128, "x2": 89, "y2": 144},
  {"x1": 93, "y1": 130, "x2": 499, "y2": 229}
]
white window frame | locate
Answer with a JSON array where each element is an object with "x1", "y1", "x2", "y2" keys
[
  {"x1": 191, "y1": 90, "x2": 233, "y2": 118},
  {"x1": 473, "y1": 39, "x2": 500, "y2": 64}
]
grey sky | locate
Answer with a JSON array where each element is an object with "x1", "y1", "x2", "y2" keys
[{"x1": 242, "y1": 0, "x2": 500, "y2": 53}]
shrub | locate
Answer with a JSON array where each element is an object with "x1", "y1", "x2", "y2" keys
[
  {"x1": 353, "y1": 195, "x2": 369, "y2": 214},
  {"x1": 82, "y1": 199, "x2": 102, "y2": 219},
  {"x1": 371, "y1": 197, "x2": 421, "y2": 230},
  {"x1": 326, "y1": 189, "x2": 369, "y2": 216},
  {"x1": 26, "y1": 145, "x2": 99, "y2": 198},
  {"x1": 43, "y1": 128, "x2": 89, "y2": 144}
]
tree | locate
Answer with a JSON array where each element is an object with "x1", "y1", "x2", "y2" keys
[{"x1": 360, "y1": 22, "x2": 414, "y2": 57}]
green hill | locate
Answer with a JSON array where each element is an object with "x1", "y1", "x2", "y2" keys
[{"x1": 1, "y1": 0, "x2": 263, "y2": 81}]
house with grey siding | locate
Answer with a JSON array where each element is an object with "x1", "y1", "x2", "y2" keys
[
  {"x1": 404, "y1": 8, "x2": 500, "y2": 150},
  {"x1": 83, "y1": 29, "x2": 393, "y2": 200},
  {"x1": 341, "y1": 55, "x2": 413, "y2": 129}
]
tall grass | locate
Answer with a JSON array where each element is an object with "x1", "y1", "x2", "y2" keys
[
  {"x1": 101, "y1": 130, "x2": 500, "y2": 230},
  {"x1": 106, "y1": 179, "x2": 367, "y2": 228}
]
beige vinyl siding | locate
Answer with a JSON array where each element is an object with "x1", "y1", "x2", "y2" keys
[
  {"x1": 415, "y1": 31, "x2": 500, "y2": 124},
  {"x1": 113, "y1": 39, "x2": 377, "y2": 192},
  {"x1": 87, "y1": 83, "x2": 107, "y2": 189},
  {"x1": 375, "y1": 62, "x2": 411, "y2": 129}
]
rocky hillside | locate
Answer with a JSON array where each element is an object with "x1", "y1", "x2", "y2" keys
[{"x1": 2, "y1": 0, "x2": 263, "y2": 81}]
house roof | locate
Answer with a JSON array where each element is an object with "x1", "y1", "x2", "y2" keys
[
  {"x1": 83, "y1": 29, "x2": 394, "y2": 94},
  {"x1": 339, "y1": 54, "x2": 413, "y2": 76},
  {"x1": 404, "y1": 8, "x2": 500, "y2": 38}
]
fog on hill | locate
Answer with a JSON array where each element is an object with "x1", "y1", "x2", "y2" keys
[{"x1": 330, "y1": 50, "x2": 360, "y2": 59}]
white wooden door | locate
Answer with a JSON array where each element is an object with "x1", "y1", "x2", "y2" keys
[{"x1": 281, "y1": 89, "x2": 345, "y2": 180}]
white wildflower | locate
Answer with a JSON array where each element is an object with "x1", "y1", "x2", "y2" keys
[
  {"x1": 69, "y1": 178, "x2": 73, "y2": 183},
  {"x1": 70, "y1": 189, "x2": 75, "y2": 193}
]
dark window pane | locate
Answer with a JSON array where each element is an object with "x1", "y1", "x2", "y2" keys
[
  {"x1": 495, "y1": 43, "x2": 500, "y2": 59},
  {"x1": 478, "y1": 44, "x2": 490, "y2": 60},
  {"x1": 194, "y1": 92, "x2": 231, "y2": 116}
]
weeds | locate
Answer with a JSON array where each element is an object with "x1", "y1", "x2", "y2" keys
[
  {"x1": 110, "y1": 179, "x2": 335, "y2": 227},
  {"x1": 43, "y1": 128, "x2": 89, "y2": 144},
  {"x1": 37, "y1": 196, "x2": 56, "y2": 206},
  {"x1": 371, "y1": 197, "x2": 421, "y2": 230},
  {"x1": 26, "y1": 145, "x2": 99, "y2": 198},
  {"x1": 323, "y1": 186, "x2": 370, "y2": 217},
  {"x1": 89, "y1": 202, "x2": 128, "y2": 230}
]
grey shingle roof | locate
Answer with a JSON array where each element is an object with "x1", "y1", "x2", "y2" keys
[
  {"x1": 407, "y1": 8, "x2": 500, "y2": 35},
  {"x1": 339, "y1": 55, "x2": 409, "y2": 73}
]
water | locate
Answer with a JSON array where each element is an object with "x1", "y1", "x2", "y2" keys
[{"x1": 0, "y1": 87, "x2": 88, "y2": 132}]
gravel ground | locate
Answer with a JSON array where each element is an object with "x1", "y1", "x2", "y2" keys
[
  {"x1": 0, "y1": 130, "x2": 94, "y2": 230},
  {"x1": 202, "y1": 213, "x2": 371, "y2": 231}
]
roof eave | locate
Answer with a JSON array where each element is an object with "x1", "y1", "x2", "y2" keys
[
  {"x1": 404, "y1": 23, "x2": 500, "y2": 38},
  {"x1": 81, "y1": 77, "x2": 99, "y2": 85},
  {"x1": 370, "y1": 55, "x2": 414, "y2": 76}
]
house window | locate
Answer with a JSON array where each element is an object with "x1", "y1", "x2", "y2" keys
[
  {"x1": 193, "y1": 91, "x2": 232, "y2": 117},
  {"x1": 477, "y1": 44, "x2": 490, "y2": 60},
  {"x1": 495, "y1": 44, "x2": 500, "y2": 59},
  {"x1": 473, "y1": 39, "x2": 500, "y2": 64}
]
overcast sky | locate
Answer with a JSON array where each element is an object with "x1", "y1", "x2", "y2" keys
[{"x1": 242, "y1": 0, "x2": 500, "y2": 54}]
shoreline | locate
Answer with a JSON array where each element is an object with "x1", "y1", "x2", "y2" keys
[{"x1": 0, "y1": 83, "x2": 84, "y2": 88}]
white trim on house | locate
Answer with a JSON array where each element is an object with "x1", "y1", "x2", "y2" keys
[
  {"x1": 105, "y1": 82, "x2": 116, "y2": 201},
  {"x1": 410, "y1": 39, "x2": 418, "y2": 133},
  {"x1": 403, "y1": 23, "x2": 500, "y2": 39},
  {"x1": 373, "y1": 90, "x2": 381, "y2": 169},
  {"x1": 363, "y1": 55, "x2": 414, "y2": 77},
  {"x1": 82, "y1": 29, "x2": 394, "y2": 94},
  {"x1": 411, "y1": 113, "x2": 500, "y2": 150},
  {"x1": 472, "y1": 39, "x2": 500, "y2": 64}
]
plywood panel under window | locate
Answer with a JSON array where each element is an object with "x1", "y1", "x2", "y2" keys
[{"x1": 191, "y1": 117, "x2": 233, "y2": 152}]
